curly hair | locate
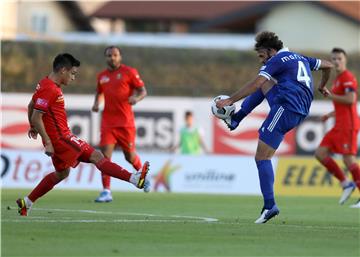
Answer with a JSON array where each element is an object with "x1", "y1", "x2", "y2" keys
[{"x1": 254, "y1": 31, "x2": 283, "y2": 51}]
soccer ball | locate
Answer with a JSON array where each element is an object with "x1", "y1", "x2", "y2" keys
[{"x1": 211, "y1": 95, "x2": 235, "y2": 120}]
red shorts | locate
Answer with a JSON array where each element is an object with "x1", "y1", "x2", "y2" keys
[
  {"x1": 51, "y1": 134, "x2": 95, "y2": 172},
  {"x1": 320, "y1": 128, "x2": 359, "y2": 155},
  {"x1": 100, "y1": 127, "x2": 136, "y2": 152}
]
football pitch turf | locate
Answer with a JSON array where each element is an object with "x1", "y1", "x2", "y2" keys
[{"x1": 1, "y1": 189, "x2": 359, "y2": 257}]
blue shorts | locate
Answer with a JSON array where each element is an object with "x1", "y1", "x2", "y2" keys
[{"x1": 259, "y1": 105, "x2": 306, "y2": 149}]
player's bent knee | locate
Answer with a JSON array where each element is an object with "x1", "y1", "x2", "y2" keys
[
  {"x1": 343, "y1": 155, "x2": 356, "y2": 169},
  {"x1": 124, "y1": 152, "x2": 135, "y2": 162},
  {"x1": 89, "y1": 150, "x2": 105, "y2": 164},
  {"x1": 315, "y1": 147, "x2": 328, "y2": 161},
  {"x1": 55, "y1": 168, "x2": 70, "y2": 180}
]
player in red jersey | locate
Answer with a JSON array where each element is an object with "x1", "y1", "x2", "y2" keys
[
  {"x1": 16, "y1": 53, "x2": 150, "y2": 216},
  {"x1": 92, "y1": 46, "x2": 147, "y2": 202},
  {"x1": 315, "y1": 48, "x2": 360, "y2": 208}
]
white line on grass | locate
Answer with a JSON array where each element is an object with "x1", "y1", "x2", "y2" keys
[
  {"x1": 3, "y1": 219, "x2": 215, "y2": 223},
  {"x1": 5, "y1": 206, "x2": 218, "y2": 223}
]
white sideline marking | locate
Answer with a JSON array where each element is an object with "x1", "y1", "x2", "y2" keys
[
  {"x1": 4, "y1": 219, "x2": 214, "y2": 223},
  {"x1": 5, "y1": 206, "x2": 218, "y2": 223}
]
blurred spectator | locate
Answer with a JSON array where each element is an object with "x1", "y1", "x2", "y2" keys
[{"x1": 171, "y1": 111, "x2": 208, "y2": 155}]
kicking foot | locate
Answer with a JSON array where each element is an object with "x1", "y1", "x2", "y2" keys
[
  {"x1": 94, "y1": 189, "x2": 113, "y2": 203},
  {"x1": 16, "y1": 198, "x2": 32, "y2": 216},
  {"x1": 339, "y1": 181, "x2": 356, "y2": 205},
  {"x1": 224, "y1": 116, "x2": 240, "y2": 131},
  {"x1": 254, "y1": 205, "x2": 280, "y2": 224},
  {"x1": 131, "y1": 161, "x2": 150, "y2": 189}
]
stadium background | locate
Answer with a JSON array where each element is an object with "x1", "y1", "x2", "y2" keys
[{"x1": 1, "y1": 1, "x2": 360, "y2": 257}]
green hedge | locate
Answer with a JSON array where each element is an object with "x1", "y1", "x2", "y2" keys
[{"x1": 2, "y1": 40, "x2": 359, "y2": 98}]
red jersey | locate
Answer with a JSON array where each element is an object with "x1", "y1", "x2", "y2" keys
[
  {"x1": 32, "y1": 77, "x2": 71, "y2": 140},
  {"x1": 97, "y1": 64, "x2": 144, "y2": 128},
  {"x1": 331, "y1": 70, "x2": 359, "y2": 130}
]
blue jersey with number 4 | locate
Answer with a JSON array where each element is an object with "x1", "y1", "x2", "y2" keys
[{"x1": 259, "y1": 48, "x2": 321, "y2": 115}]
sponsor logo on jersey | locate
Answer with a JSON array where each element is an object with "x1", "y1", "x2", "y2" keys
[
  {"x1": 343, "y1": 81, "x2": 353, "y2": 86},
  {"x1": 99, "y1": 76, "x2": 110, "y2": 84},
  {"x1": 35, "y1": 98, "x2": 49, "y2": 108},
  {"x1": 116, "y1": 73, "x2": 122, "y2": 80}
]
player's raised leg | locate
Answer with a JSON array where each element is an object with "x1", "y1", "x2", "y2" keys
[
  {"x1": 225, "y1": 89, "x2": 264, "y2": 130},
  {"x1": 225, "y1": 81, "x2": 276, "y2": 131},
  {"x1": 89, "y1": 150, "x2": 150, "y2": 190}
]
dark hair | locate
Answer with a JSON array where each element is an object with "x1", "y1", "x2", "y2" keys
[
  {"x1": 332, "y1": 47, "x2": 347, "y2": 56},
  {"x1": 104, "y1": 46, "x2": 121, "y2": 56},
  {"x1": 254, "y1": 31, "x2": 283, "y2": 51},
  {"x1": 53, "y1": 53, "x2": 80, "y2": 72},
  {"x1": 185, "y1": 111, "x2": 193, "y2": 117}
]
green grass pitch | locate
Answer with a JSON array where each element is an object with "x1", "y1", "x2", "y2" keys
[{"x1": 2, "y1": 189, "x2": 359, "y2": 257}]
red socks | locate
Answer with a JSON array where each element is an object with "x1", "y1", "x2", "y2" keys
[
  {"x1": 100, "y1": 155, "x2": 142, "y2": 190},
  {"x1": 321, "y1": 157, "x2": 346, "y2": 182},
  {"x1": 96, "y1": 158, "x2": 132, "y2": 182},
  {"x1": 132, "y1": 155, "x2": 142, "y2": 171},
  {"x1": 28, "y1": 172, "x2": 61, "y2": 202},
  {"x1": 101, "y1": 174, "x2": 111, "y2": 190},
  {"x1": 349, "y1": 163, "x2": 360, "y2": 191}
]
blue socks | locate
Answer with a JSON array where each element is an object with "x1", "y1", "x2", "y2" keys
[
  {"x1": 256, "y1": 159, "x2": 276, "y2": 209},
  {"x1": 232, "y1": 89, "x2": 265, "y2": 123}
]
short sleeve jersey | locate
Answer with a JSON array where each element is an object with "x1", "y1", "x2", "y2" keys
[
  {"x1": 259, "y1": 48, "x2": 321, "y2": 116},
  {"x1": 97, "y1": 64, "x2": 145, "y2": 128},
  {"x1": 180, "y1": 127, "x2": 202, "y2": 155},
  {"x1": 332, "y1": 70, "x2": 359, "y2": 130},
  {"x1": 32, "y1": 77, "x2": 71, "y2": 140}
]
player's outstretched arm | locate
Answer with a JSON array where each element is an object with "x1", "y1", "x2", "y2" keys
[
  {"x1": 317, "y1": 60, "x2": 333, "y2": 96},
  {"x1": 31, "y1": 110, "x2": 54, "y2": 156},
  {"x1": 217, "y1": 75, "x2": 267, "y2": 108}
]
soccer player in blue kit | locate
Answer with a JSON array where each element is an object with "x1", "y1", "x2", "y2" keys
[{"x1": 216, "y1": 31, "x2": 333, "y2": 223}]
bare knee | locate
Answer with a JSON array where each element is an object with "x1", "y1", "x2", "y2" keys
[
  {"x1": 124, "y1": 151, "x2": 135, "y2": 163},
  {"x1": 315, "y1": 147, "x2": 329, "y2": 161},
  {"x1": 343, "y1": 155, "x2": 356, "y2": 169},
  {"x1": 55, "y1": 168, "x2": 70, "y2": 180},
  {"x1": 255, "y1": 140, "x2": 275, "y2": 161},
  {"x1": 89, "y1": 150, "x2": 105, "y2": 164},
  {"x1": 101, "y1": 144, "x2": 115, "y2": 159}
]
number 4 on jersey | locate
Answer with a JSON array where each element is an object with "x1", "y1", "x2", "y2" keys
[{"x1": 297, "y1": 61, "x2": 311, "y2": 88}]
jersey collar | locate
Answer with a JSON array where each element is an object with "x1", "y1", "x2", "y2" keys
[{"x1": 277, "y1": 47, "x2": 290, "y2": 54}]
